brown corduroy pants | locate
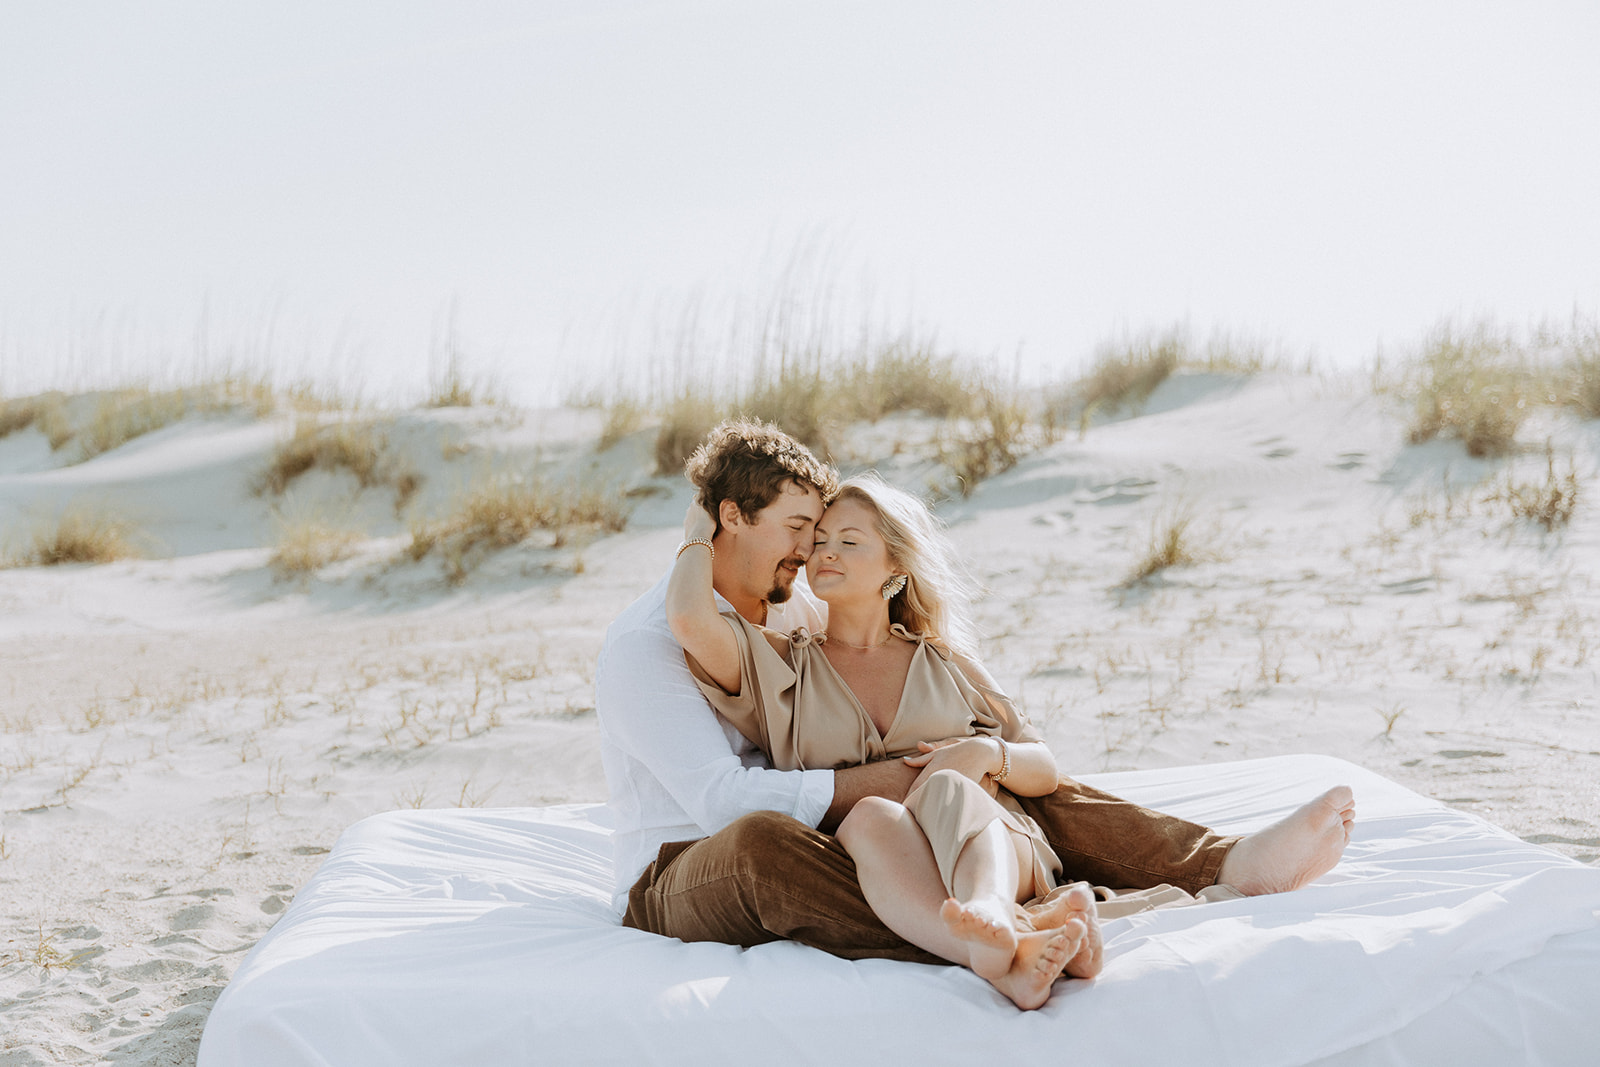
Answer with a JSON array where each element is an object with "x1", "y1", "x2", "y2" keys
[{"x1": 623, "y1": 775, "x2": 1238, "y2": 965}]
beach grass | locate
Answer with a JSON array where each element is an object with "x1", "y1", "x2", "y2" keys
[
  {"x1": 832, "y1": 343, "x2": 978, "y2": 423},
  {"x1": 2, "y1": 378, "x2": 294, "y2": 461},
  {"x1": 596, "y1": 396, "x2": 649, "y2": 452},
  {"x1": 941, "y1": 384, "x2": 1031, "y2": 497},
  {"x1": 424, "y1": 352, "x2": 499, "y2": 409},
  {"x1": 6, "y1": 507, "x2": 141, "y2": 567},
  {"x1": 1490, "y1": 446, "x2": 1581, "y2": 531},
  {"x1": 76, "y1": 388, "x2": 193, "y2": 461},
  {"x1": 406, "y1": 472, "x2": 629, "y2": 584},
  {"x1": 0, "y1": 393, "x2": 65, "y2": 441},
  {"x1": 1399, "y1": 321, "x2": 1561, "y2": 457},
  {"x1": 741, "y1": 361, "x2": 833, "y2": 454},
  {"x1": 0, "y1": 391, "x2": 80, "y2": 450},
  {"x1": 652, "y1": 393, "x2": 724, "y2": 476},
  {"x1": 1123, "y1": 506, "x2": 1210, "y2": 586},
  {"x1": 1047, "y1": 329, "x2": 1183, "y2": 438},
  {"x1": 1563, "y1": 322, "x2": 1600, "y2": 419},
  {"x1": 636, "y1": 338, "x2": 1004, "y2": 479},
  {"x1": 269, "y1": 516, "x2": 364, "y2": 579},
  {"x1": 255, "y1": 419, "x2": 420, "y2": 511}
]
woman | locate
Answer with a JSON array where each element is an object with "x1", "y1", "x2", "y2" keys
[{"x1": 667, "y1": 472, "x2": 1097, "y2": 1009}]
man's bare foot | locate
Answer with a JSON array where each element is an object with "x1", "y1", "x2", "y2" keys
[
  {"x1": 1056, "y1": 885, "x2": 1102, "y2": 979},
  {"x1": 1019, "y1": 884, "x2": 1102, "y2": 979},
  {"x1": 1018, "y1": 888, "x2": 1076, "y2": 931},
  {"x1": 1217, "y1": 786, "x2": 1356, "y2": 895},
  {"x1": 940, "y1": 897, "x2": 1017, "y2": 980},
  {"x1": 987, "y1": 928, "x2": 1076, "y2": 1011}
]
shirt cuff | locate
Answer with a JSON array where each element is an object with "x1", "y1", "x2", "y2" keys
[{"x1": 792, "y1": 768, "x2": 835, "y2": 830}]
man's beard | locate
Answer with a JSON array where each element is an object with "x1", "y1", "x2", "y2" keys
[{"x1": 766, "y1": 557, "x2": 805, "y2": 604}]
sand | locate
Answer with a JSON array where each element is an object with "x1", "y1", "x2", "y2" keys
[{"x1": 2, "y1": 372, "x2": 1596, "y2": 1064}]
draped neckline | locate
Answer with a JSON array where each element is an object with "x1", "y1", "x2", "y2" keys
[{"x1": 803, "y1": 623, "x2": 938, "y2": 744}]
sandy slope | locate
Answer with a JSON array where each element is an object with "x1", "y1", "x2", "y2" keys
[{"x1": 1, "y1": 374, "x2": 1596, "y2": 1065}]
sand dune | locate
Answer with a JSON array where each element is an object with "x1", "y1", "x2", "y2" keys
[{"x1": 2, "y1": 372, "x2": 1596, "y2": 1064}]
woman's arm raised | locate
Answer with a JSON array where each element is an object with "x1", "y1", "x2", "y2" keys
[{"x1": 665, "y1": 504, "x2": 743, "y2": 693}]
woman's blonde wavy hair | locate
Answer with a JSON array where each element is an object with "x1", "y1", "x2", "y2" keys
[{"x1": 830, "y1": 472, "x2": 981, "y2": 657}]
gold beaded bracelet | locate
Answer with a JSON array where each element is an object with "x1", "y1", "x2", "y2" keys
[
  {"x1": 992, "y1": 737, "x2": 1011, "y2": 783},
  {"x1": 677, "y1": 538, "x2": 714, "y2": 561}
]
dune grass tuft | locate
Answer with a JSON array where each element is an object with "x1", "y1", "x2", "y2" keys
[
  {"x1": 1564, "y1": 323, "x2": 1600, "y2": 419},
  {"x1": 406, "y1": 474, "x2": 629, "y2": 584},
  {"x1": 3, "y1": 379, "x2": 309, "y2": 462},
  {"x1": 1401, "y1": 322, "x2": 1557, "y2": 458},
  {"x1": 941, "y1": 385, "x2": 1031, "y2": 497},
  {"x1": 1488, "y1": 446, "x2": 1581, "y2": 532},
  {"x1": 424, "y1": 353, "x2": 498, "y2": 409},
  {"x1": 256, "y1": 419, "x2": 420, "y2": 510},
  {"x1": 642, "y1": 339, "x2": 992, "y2": 476},
  {"x1": 597, "y1": 396, "x2": 649, "y2": 452},
  {"x1": 742, "y1": 363, "x2": 833, "y2": 455},
  {"x1": 7, "y1": 508, "x2": 141, "y2": 567},
  {"x1": 0, "y1": 395, "x2": 42, "y2": 439},
  {"x1": 653, "y1": 394, "x2": 724, "y2": 476},
  {"x1": 0, "y1": 392, "x2": 75, "y2": 449},
  {"x1": 1122, "y1": 507, "x2": 1210, "y2": 587},
  {"x1": 833, "y1": 344, "x2": 978, "y2": 423},
  {"x1": 76, "y1": 389, "x2": 193, "y2": 461},
  {"x1": 269, "y1": 517, "x2": 364, "y2": 579},
  {"x1": 1048, "y1": 330, "x2": 1183, "y2": 438}
]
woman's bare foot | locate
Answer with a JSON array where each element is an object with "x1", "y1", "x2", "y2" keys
[
  {"x1": 987, "y1": 928, "x2": 1076, "y2": 1010},
  {"x1": 940, "y1": 897, "x2": 1017, "y2": 980},
  {"x1": 1217, "y1": 786, "x2": 1356, "y2": 895}
]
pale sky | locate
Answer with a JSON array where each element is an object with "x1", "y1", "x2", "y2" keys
[{"x1": 3, "y1": 1, "x2": 1598, "y2": 401}]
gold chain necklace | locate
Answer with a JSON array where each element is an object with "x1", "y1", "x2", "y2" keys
[{"x1": 828, "y1": 631, "x2": 893, "y2": 651}]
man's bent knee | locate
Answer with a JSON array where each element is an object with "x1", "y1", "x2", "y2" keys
[
  {"x1": 719, "y1": 810, "x2": 814, "y2": 855},
  {"x1": 699, "y1": 810, "x2": 834, "y2": 881}
]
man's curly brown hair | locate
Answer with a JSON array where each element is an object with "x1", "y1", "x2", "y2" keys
[{"x1": 685, "y1": 419, "x2": 839, "y2": 532}]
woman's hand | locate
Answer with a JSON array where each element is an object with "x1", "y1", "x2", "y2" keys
[
  {"x1": 667, "y1": 502, "x2": 739, "y2": 693},
  {"x1": 683, "y1": 504, "x2": 717, "y2": 544},
  {"x1": 902, "y1": 737, "x2": 1002, "y2": 793}
]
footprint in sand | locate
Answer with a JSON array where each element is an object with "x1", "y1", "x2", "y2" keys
[
  {"x1": 116, "y1": 958, "x2": 196, "y2": 982},
  {"x1": 1523, "y1": 832, "x2": 1600, "y2": 847},
  {"x1": 1329, "y1": 451, "x2": 1367, "y2": 470},
  {"x1": 169, "y1": 904, "x2": 215, "y2": 931},
  {"x1": 57, "y1": 924, "x2": 102, "y2": 941},
  {"x1": 1264, "y1": 447, "x2": 1296, "y2": 459},
  {"x1": 1381, "y1": 576, "x2": 1435, "y2": 596},
  {"x1": 291, "y1": 845, "x2": 330, "y2": 856},
  {"x1": 261, "y1": 894, "x2": 287, "y2": 914},
  {"x1": 1078, "y1": 478, "x2": 1156, "y2": 506}
]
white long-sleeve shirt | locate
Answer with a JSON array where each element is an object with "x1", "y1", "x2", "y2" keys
[{"x1": 597, "y1": 572, "x2": 834, "y2": 903}]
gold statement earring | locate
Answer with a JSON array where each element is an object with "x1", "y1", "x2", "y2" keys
[{"x1": 881, "y1": 573, "x2": 907, "y2": 600}]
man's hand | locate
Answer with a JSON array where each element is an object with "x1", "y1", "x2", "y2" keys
[
  {"x1": 821, "y1": 759, "x2": 921, "y2": 833},
  {"x1": 902, "y1": 737, "x2": 1001, "y2": 793}
]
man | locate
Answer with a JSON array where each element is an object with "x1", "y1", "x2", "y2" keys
[{"x1": 598, "y1": 419, "x2": 1354, "y2": 967}]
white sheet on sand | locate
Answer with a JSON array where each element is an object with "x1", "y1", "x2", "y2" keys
[{"x1": 198, "y1": 755, "x2": 1600, "y2": 1066}]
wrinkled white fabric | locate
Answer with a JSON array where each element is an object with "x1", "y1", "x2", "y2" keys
[{"x1": 198, "y1": 756, "x2": 1600, "y2": 1067}]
